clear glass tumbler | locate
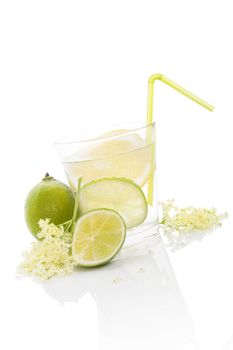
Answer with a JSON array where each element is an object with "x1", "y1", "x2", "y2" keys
[{"x1": 54, "y1": 121, "x2": 158, "y2": 246}]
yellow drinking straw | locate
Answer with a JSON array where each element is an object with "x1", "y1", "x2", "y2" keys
[{"x1": 146, "y1": 73, "x2": 214, "y2": 205}]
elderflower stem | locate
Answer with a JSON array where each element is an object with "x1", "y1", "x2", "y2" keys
[{"x1": 70, "y1": 178, "x2": 82, "y2": 234}]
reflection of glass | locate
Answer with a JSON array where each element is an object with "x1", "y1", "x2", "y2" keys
[
  {"x1": 42, "y1": 236, "x2": 198, "y2": 350},
  {"x1": 54, "y1": 122, "x2": 158, "y2": 245}
]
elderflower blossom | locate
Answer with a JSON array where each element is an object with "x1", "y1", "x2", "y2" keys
[
  {"x1": 19, "y1": 219, "x2": 75, "y2": 280},
  {"x1": 160, "y1": 200, "x2": 227, "y2": 233},
  {"x1": 159, "y1": 200, "x2": 228, "y2": 251}
]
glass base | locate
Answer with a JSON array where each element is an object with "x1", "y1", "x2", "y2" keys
[
  {"x1": 115, "y1": 222, "x2": 159, "y2": 262},
  {"x1": 125, "y1": 222, "x2": 159, "y2": 246}
]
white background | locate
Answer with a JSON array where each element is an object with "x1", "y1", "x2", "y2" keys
[{"x1": 0, "y1": 1, "x2": 233, "y2": 349}]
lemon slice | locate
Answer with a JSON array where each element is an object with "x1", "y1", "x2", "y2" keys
[
  {"x1": 63, "y1": 130, "x2": 153, "y2": 189},
  {"x1": 79, "y1": 177, "x2": 148, "y2": 228},
  {"x1": 72, "y1": 209, "x2": 126, "y2": 267}
]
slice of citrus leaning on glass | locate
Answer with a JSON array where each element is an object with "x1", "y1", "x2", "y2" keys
[
  {"x1": 79, "y1": 177, "x2": 148, "y2": 228},
  {"x1": 72, "y1": 209, "x2": 126, "y2": 267}
]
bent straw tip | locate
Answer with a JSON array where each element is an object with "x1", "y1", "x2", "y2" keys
[
  {"x1": 148, "y1": 73, "x2": 163, "y2": 83},
  {"x1": 148, "y1": 73, "x2": 215, "y2": 112}
]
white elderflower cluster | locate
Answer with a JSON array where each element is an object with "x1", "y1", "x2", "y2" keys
[
  {"x1": 160, "y1": 200, "x2": 227, "y2": 233},
  {"x1": 160, "y1": 200, "x2": 228, "y2": 251},
  {"x1": 19, "y1": 219, "x2": 75, "y2": 280}
]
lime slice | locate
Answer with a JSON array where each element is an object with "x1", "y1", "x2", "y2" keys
[
  {"x1": 72, "y1": 209, "x2": 126, "y2": 267},
  {"x1": 63, "y1": 130, "x2": 153, "y2": 189},
  {"x1": 79, "y1": 177, "x2": 148, "y2": 228}
]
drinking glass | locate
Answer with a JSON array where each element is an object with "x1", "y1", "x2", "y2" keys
[{"x1": 54, "y1": 121, "x2": 158, "y2": 246}]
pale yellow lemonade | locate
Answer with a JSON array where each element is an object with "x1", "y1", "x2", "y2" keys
[
  {"x1": 62, "y1": 129, "x2": 157, "y2": 237},
  {"x1": 63, "y1": 130, "x2": 153, "y2": 188}
]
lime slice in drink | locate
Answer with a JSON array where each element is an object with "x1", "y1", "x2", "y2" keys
[
  {"x1": 79, "y1": 177, "x2": 148, "y2": 228},
  {"x1": 64, "y1": 130, "x2": 153, "y2": 189},
  {"x1": 72, "y1": 209, "x2": 126, "y2": 267}
]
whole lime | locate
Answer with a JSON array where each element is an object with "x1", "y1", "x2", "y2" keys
[{"x1": 25, "y1": 173, "x2": 75, "y2": 237}]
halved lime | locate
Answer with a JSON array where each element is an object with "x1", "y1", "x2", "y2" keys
[
  {"x1": 79, "y1": 177, "x2": 148, "y2": 228},
  {"x1": 72, "y1": 209, "x2": 126, "y2": 267}
]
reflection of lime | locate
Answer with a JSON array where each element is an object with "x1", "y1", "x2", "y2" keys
[
  {"x1": 79, "y1": 177, "x2": 147, "y2": 228},
  {"x1": 64, "y1": 130, "x2": 153, "y2": 189},
  {"x1": 72, "y1": 209, "x2": 126, "y2": 267},
  {"x1": 25, "y1": 173, "x2": 75, "y2": 237}
]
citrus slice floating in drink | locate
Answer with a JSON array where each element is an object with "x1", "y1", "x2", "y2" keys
[
  {"x1": 72, "y1": 209, "x2": 126, "y2": 267},
  {"x1": 79, "y1": 177, "x2": 148, "y2": 228},
  {"x1": 63, "y1": 130, "x2": 153, "y2": 189}
]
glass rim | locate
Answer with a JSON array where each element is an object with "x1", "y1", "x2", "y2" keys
[{"x1": 53, "y1": 121, "x2": 155, "y2": 146}]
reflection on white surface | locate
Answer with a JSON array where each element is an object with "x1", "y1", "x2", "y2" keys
[
  {"x1": 42, "y1": 235, "x2": 199, "y2": 350},
  {"x1": 162, "y1": 227, "x2": 220, "y2": 252}
]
